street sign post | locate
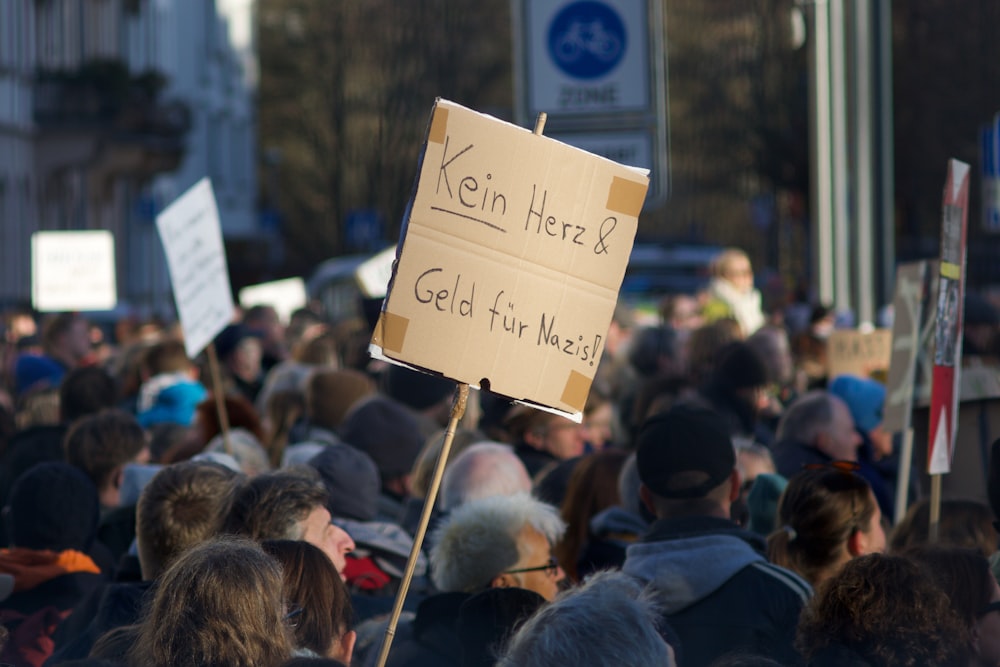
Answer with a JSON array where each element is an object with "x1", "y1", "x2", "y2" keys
[{"x1": 513, "y1": 0, "x2": 669, "y2": 207}]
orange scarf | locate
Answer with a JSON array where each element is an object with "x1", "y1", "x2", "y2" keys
[{"x1": 0, "y1": 548, "x2": 100, "y2": 592}]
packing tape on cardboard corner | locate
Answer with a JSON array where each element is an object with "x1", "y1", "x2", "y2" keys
[
  {"x1": 374, "y1": 312, "x2": 410, "y2": 354},
  {"x1": 940, "y1": 262, "x2": 960, "y2": 280},
  {"x1": 606, "y1": 176, "x2": 647, "y2": 218},
  {"x1": 428, "y1": 107, "x2": 449, "y2": 144},
  {"x1": 560, "y1": 370, "x2": 592, "y2": 412}
]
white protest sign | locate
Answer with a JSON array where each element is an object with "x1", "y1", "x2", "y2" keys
[
  {"x1": 238, "y1": 278, "x2": 307, "y2": 324},
  {"x1": 31, "y1": 230, "x2": 117, "y2": 312},
  {"x1": 155, "y1": 178, "x2": 235, "y2": 358}
]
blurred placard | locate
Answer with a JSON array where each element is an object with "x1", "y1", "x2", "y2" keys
[
  {"x1": 239, "y1": 278, "x2": 307, "y2": 324},
  {"x1": 827, "y1": 329, "x2": 892, "y2": 380},
  {"x1": 31, "y1": 230, "x2": 117, "y2": 312},
  {"x1": 156, "y1": 178, "x2": 235, "y2": 358}
]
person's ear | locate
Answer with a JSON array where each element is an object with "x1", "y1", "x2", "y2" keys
[
  {"x1": 337, "y1": 630, "x2": 357, "y2": 665},
  {"x1": 847, "y1": 528, "x2": 866, "y2": 557},
  {"x1": 729, "y1": 469, "x2": 741, "y2": 503}
]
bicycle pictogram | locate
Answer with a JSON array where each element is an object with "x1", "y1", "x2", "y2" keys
[
  {"x1": 546, "y1": 1, "x2": 626, "y2": 80},
  {"x1": 554, "y1": 19, "x2": 623, "y2": 64}
]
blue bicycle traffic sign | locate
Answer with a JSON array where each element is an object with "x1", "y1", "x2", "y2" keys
[{"x1": 547, "y1": 1, "x2": 626, "y2": 80}]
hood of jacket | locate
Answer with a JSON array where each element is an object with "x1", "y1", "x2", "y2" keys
[{"x1": 622, "y1": 518, "x2": 767, "y2": 615}]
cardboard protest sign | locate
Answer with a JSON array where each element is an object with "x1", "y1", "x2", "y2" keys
[
  {"x1": 239, "y1": 277, "x2": 307, "y2": 324},
  {"x1": 156, "y1": 178, "x2": 235, "y2": 359},
  {"x1": 370, "y1": 99, "x2": 648, "y2": 419},
  {"x1": 827, "y1": 329, "x2": 892, "y2": 381},
  {"x1": 928, "y1": 159, "x2": 970, "y2": 475},
  {"x1": 883, "y1": 261, "x2": 938, "y2": 434},
  {"x1": 31, "y1": 230, "x2": 117, "y2": 312}
]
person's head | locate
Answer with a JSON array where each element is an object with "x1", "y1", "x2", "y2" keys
[
  {"x1": 796, "y1": 553, "x2": 969, "y2": 666},
  {"x1": 244, "y1": 305, "x2": 285, "y2": 350},
  {"x1": 261, "y1": 540, "x2": 355, "y2": 664},
  {"x1": 747, "y1": 325, "x2": 795, "y2": 386},
  {"x1": 497, "y1": 570, "x2": 675, "y2": 667},
  {"x1": 505, "y1": 407, "x2": 586, "y2": 461},
  {"x1": 42, "y1": 312, "x2": 90, "y2": 366},
  {"x1": 685, "y1": 318, "x2": 743, "y2": 380},
  {"x1": 304, "y1": 368, "x2": 375, "y2": 432},
  {"x1": 339, "y1": 395, "x2": 424, "y2": 497},
  {"x1": 141, "y1": 338, "x2": 195, "y2": 379},
  {"x1": 4, "y1": 461, "x2": 99, "y2": 551},
  {"x1": 214, "y1": 324, "x2": 263, "y2": 382},
  {"x1": 60, "y1": 366, "x2": 119, "y2": 423},
  {"x1": 635, "y1": 405, "x2": 738, "y2": 520},
  {"x1": 627, "y1": 326, "x2": 680, "y2": 379},
  {"x1": 554, "y1": 449, "x2": 627, "y2": 582},
  {"x1": 828, "y1": 374, "x2": 892, "y2": 459},
  {"x1": 410, "y1": 427, "x2": 484, "y2": 499},
  {"x1": 907, "y1": 545, "x2": 1000, "y2": 667},
  {"x1": 581, "y1": 388, "x2": 616, "y2": 450},
  {"x1": 431, "y1": 493, "x2": 566, "y2": 601},
  {"x1": 440, "y1": 442, "x2": 532, "y2": 511},
  {"x1": 767, "y1": 465, "x2": 885, "y2": 587},
  {"x1": 223, "y1": 470, "x2": 355, "y2": 578},
  {"x1": 776, "y1": 390, "x2": 862, "y2": 461},
  {"x1": 194, "y1": 394, "x2": 265, "y2": 445},
  {"x1": 128, "y1": 536, "x2": 293, "y2": 667},
  {"x1": 712, "y1": 248, "x2": 754, "y2": 294},
  {"x1": 307, "y1": 443, "x2": 381, "y2": 521},
  {"x1": 889, "y1": 499, "x2": 999, "y2": 558},
  {"x1": 135, "y1": 460, "x2": 243, "y2": 580},
  {"x1": 64, "y1": 409, "x2": 149, "y2": 508}
]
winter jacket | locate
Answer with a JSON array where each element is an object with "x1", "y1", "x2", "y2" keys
[{"x1": 623, "y1": 515, "x2": 811, "y2": 667}]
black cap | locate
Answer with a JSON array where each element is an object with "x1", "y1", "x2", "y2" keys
[{"x1": 635, "y1": 405, "x2": 735, "y2": 499}]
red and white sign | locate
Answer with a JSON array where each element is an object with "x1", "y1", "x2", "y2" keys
[{"x1": 928, "y1": 159, "x2": 970, "y2": 475}]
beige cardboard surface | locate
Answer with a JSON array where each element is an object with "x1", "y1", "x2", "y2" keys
[
  {"x1": 827, "y1": 329, "x2": 892, "y2": 381},
  {"x1": 371, "y1": 99, "x2": 648, "y2": 417}
]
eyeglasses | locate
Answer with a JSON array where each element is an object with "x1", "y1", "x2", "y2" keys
[
  {"x1": 504, "y1": 557, "x2": 559, "y2": 577},
  {"x1": 802, "y1": 460, "x2": 861, "y2": 473},
  {"x1": 979, "y1": 601, "x2": 1000, "y2": 617}
]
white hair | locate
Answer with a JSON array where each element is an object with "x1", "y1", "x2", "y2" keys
[
  {"x1": 430, "y1": 493, "x2": 565, "y2": 593},
  {"x1": 497, "y1": 570, "x2": 674, "y2": 667},
  {"x1": 440, "y1": 442, "x2": 531, "y2": 511}
]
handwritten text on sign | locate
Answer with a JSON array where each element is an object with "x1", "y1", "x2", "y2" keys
[
  {"x1": 155, "y1": 178, "x2": 235, "y2": 359},
  {"x1": 373, "y1": 100, "x2": 647, "y2": 416}
]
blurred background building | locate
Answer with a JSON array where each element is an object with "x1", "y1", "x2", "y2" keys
[{"x1": 0, "y1": 0, "x2": 260, "y2": 318}]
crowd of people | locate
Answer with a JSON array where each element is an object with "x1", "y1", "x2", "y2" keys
[{"x1": 0, "y1": 247, "x2": 1000, "y2": 666}]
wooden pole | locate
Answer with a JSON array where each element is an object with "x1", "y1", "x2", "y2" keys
[
  {"x1": 205, "y1": 342, "x2": 233, "y2": 456},
  {"x1": 374, "y1": 383, "x2": 469, "y2": 667},
  {"x1": 929, "y1": 474, "x2": 942, "y2": 542},
  {"x1": 893, "y1": 427, "x2": 914, "y2": 524},
  {"x1": 533, "y1": 112, "x2": 547, "y2": 136}
]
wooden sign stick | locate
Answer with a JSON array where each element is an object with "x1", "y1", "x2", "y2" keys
[
  {"x1": 374, "y1": 383, "x2": 469, "y2": 667},
  {"x1": 205, "y1": 342, "x2": 233, "y2": 456}
]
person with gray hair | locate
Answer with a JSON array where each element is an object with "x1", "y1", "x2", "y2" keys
[
  {"x1": 771, "y1": 390, "x2": 862, "y2": 477},
  {"x1": 439, "y1": 442, "x2": 531, "y2": 511},
  {"x1": 496, "y1": 570, "x2": 676, "y2": 667},
  {"x1": 431, "y1": 493, "x2": 565, "y2": 599},
  {"x1": 354, "y1": 494, "x2": 566, "y2": 667}
]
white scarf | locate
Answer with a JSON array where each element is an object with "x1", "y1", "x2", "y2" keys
[{"x1": 708, "y1": 278, "x2": 765, "y2": 336}]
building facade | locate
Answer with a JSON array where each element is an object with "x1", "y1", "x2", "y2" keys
[{"x1": 0, "y1": 0, "x2": 258, "y2": 320}]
